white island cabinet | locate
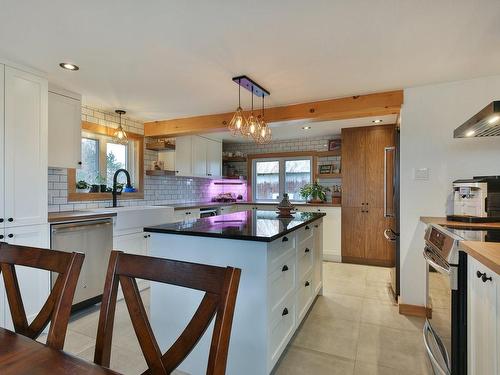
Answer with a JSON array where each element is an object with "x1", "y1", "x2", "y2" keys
[
  {"x1": 468, "y1": 256, "x2": 499, "y2": 375},
  {"x1": 145, "y1": 211, "x2": 324, "y2": 375}
]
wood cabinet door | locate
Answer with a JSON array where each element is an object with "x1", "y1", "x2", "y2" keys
[
  {"x1": 4, "y1": 66, "x2": 48, "y2": 227},
  {"x1": 341, "y1": 207, "x2": 365, "y2": 260},
  {"x1": 365, "y1": 125, "x2": 395, "y2": 209},
  {"x1": 341, "y1": 127, "x2": 366, "y2": 207},
  {"x1": 364, "y1": 208, "x2": 395, "y2": 265}
]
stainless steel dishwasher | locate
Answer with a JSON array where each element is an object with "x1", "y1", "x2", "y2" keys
[{"x1": 50, "y1": 218, "x2": 113, "y2": 310}]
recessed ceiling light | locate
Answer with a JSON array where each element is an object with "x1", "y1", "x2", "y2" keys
[
  {"x1": 487, "y1": 115, "x2": 500, "y2": 124},
  {"x1": 302, "y1": 126, "x2": 311, "y2": 130},
  {"x1": 466, "y1": 130, "x2": 475, "y2": 137},
  {"x1": 59, "y1": 62, "x2": 79, "y2": 71},
  {"x1": 372, "y1": 119, "x2": 383, "y2": 124}
]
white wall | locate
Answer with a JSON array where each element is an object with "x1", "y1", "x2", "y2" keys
[{"x1": 400, "y1": 75, "x2": 500, "y2": 306}]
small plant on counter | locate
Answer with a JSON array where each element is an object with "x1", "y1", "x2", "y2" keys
[
  {"x1": 75, "y1": 180, "x2": 90, "y2": 193},
  {"x1": 95, "y1": 174, "x2": 107, "y2": 192},
  {"x1": 299, "y1": 182, "x2": 331, "y2": 203}
]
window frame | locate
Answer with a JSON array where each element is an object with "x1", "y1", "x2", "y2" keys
[
  {"x1": 68, "y1": 121, "x2": 144, "y2": 202},
  {"x1": 252, "y1": 155, "x2": 313, "y2": 202}
]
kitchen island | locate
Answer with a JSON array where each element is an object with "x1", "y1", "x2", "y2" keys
[{"x1": 144, "y1": 210, "x2": 325, "y2": 375}]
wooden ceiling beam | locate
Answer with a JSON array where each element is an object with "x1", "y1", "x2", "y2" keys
[{"x1": 144, "y1": 90, "x2": 403, "y2": 137}]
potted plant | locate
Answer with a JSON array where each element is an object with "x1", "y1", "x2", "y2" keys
[
  {"x1": 96, "y1": 174, "x2": 107, "y2": 193},
  {"x1": 299, "y1": 182, "x2": 331, "y2": 203},
  {"x1": 75, "y1": 180, "x2": 90, "y2": 193}
]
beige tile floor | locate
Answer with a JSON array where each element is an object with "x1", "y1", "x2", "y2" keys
[{"x1": 38, "y1": 262, "x2": 432, "y2": 374}]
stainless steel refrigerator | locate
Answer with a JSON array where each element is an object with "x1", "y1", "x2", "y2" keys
[{"x1": 384, "y1": 127, "x2": 400, "y2": 299}]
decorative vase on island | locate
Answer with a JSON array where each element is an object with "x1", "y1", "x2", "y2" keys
[{"x1": 276, "y1": 193, "x2": 296, "y2": 217}]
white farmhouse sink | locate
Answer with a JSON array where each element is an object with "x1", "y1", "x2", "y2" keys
[{"x1": 87, "y1": 206, "x2": 174, "y2": 233}]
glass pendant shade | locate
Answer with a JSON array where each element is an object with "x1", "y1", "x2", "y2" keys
[
  {"x1": 256, "y1": 118, "x2": 272, "y2": 144},
  {"x1": 246, "y1": 114, "x2": 259, "y2": 139},
  {"x1": 113, "y1": 110, "x2": 128, "y2": 144}
]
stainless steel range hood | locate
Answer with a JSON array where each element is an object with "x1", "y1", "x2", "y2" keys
[{"x1": 454, "y1": 101, "x2": 500, "y2": 138}]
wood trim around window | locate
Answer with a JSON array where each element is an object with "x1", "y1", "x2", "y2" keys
[
  {"x1": 67, "y1": 121, "x2": 144, "y2": 202},
  {"x1": 247, "y1": 151, "x2": 320, "y2": 201}
]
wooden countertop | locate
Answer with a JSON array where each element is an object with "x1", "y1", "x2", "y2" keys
[
  {"x1": 420, "y1": 216, "x2": 500, "y2": 229},
  {"x1": 420, "y1": 216, "x2": 500, "y2": 274},
  {"x1": 48, "y1": 210, "x2": 117, "y2": 223},
  {"x1": 460, "y1": 241, "x2": 500, "y2": 275}
]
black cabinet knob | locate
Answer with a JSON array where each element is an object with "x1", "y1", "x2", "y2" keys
[
  {"x1": 0, "y1": 218, "x2": 3, "y2": 223},
  {"x1": 282, "y1": 308, "x2": 289, "y2": 316},
  {"x1": 282, "y1": 265, "x2": 289, "y2": 272},
  {"x1": 8, "y1": 218, "x2": 13, "y2": 222},
  {"x1": 477, "y1": 271, "x2": 485, "y2": 279},
  {"x1": 305, "y1": 281, "x2": 310, "y2": 287},
  {"x1": 305, "y1": 225, "x2": 310, "y2": 230},
  {"x1": 482, "y1": 274, "x2": 493, "y2": 283},
  {"x1": 0, "y1": 235, "x2": 3, "y2": 240},
  {"x1": 305, "y1": 248, "x2": 310, "y2": 253},
  {"x1": 78, "y1": 161, "x2": 82, "y2": 165},
  {"x1": 314, "y1": 224, "x2": 318, "y2": 228},
  {"x1": 282, "y1": 236, "x2": 288, "y2": 242},
  {"x1": 144, "y1": 235, "x2": 148, "y2": 238},
  {"x1": 8, "y1": 234, "x2": 13, "y2": 238}
]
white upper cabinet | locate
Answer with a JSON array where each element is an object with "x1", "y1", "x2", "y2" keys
[
  {"x1": 3, "y1": 65, "x2": 48, "y2": 227},
  {"x1": 206, "y1": 137, "x2": 222, "y2": 177},
  {"x1": 48, "y1": 87, "x2": 81, "y2": 168},
  {"x1": 192, "y1": 135, "x2": 208, "y2": 176},
  {"x1": 174, "y1": 136, "x2": 193, "y2": 176},
  {"x1": 174, "y1": 135, "x2": 222, "y2": 178}
]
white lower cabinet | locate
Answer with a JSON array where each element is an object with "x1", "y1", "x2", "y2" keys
[
  {"x1": 266, "y1": 220, "x2": 323, "y2": 371},
  {"x1": 173, "y1": 209, "x2": 200, "y2": 222},
  {"x1": 468, "y1": 256, "x2": 499, "y2": 375},
  {"x1": 297, "y1": 206, "x2": 341, "y2": 262},
  {"x1": 1, "y1": 224, "x2": 50, "y2": 329}
]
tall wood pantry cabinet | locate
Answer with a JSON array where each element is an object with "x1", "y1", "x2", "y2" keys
[
  {"x1": 341, "y1": 124, "x2": 395, "y2": 266},
  {"x1": 0, "y1": 61, "x2": 49, "y2": 329}
]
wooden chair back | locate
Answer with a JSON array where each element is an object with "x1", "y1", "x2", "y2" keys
[
  {"x1": 94, "y1": 251, "x2": 241, "y2": 375},
  {"x1": 0, "y1": 242, "x2": 84, "y2": 350}
]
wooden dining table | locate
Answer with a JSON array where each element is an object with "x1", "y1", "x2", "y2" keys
[{"x1": 0, "y1": 328, "x2": 120, "y2": 374}]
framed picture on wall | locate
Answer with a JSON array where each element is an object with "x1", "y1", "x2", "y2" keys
[
  {"x1": 319, "y1": 164, "x2": 332, "y2": 174},
  {"x1": 328, "y1": 139, "x2": 341, "y2": 151}
]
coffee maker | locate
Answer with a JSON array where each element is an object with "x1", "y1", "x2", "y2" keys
[{"x1": 448, "y1": 176, "x2": 500, "y2": 222}]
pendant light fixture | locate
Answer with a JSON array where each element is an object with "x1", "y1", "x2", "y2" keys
[
  {"x1": 256, "y1": 94, "x2": 272, "y2": 144},
  {"x1": 113, "y1": 110, "x2": 128, "y2": 144},
  {"x1": 245, "y1": 86, "x2": 259, "y2": 139},
  {"x1": 228, "y1": 78, "x2": 246, "y2": 136},
  {"x1": 227, "y1": 75, "x2": 272, "y2": 144}
]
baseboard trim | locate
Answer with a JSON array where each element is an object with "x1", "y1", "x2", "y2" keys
[
  {"x1": 342, "y1": 256, "x2": 394, "y2": 267},
  {"x1": 323, "y1": 251, "x2": 341, "y2": 262},
  {"x1": 399, "y1": 303, "x2": 432, "y2": 318}
]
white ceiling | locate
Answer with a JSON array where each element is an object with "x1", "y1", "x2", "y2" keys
[
  {"x1": 1, "y1": 1, "x2": 500, "y2": 122},
  {"x1": 212, "y1": 114, "x2": 398, "y2": 142}
]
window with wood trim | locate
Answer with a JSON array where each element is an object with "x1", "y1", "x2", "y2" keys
[{"x1": 68, "y1": 122, "x2": 144, "y2": 201}]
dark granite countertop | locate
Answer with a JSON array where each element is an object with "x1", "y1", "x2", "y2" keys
[
  {"x1": 144, "y1": 210, "x2": 326, "y2": 242},
  {"x1": 156, "y1": 201, "x2": 341, "y2": 211}
]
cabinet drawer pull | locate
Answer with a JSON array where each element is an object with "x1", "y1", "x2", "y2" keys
[
  {"x1": 282, "y1": 236, "x2": 289, "y2": 242},
  {"x1": 281, "y1": 265, "x2": 289, "y2": 272},
  {"x1": 0, "y1": 235, "x2": 3, "y2": 240},
  {"x1": 144, "y1": 235, "x2": 148, "y2": 238},
  {"x1": 482, "y1": 274, "x2": 493, "y2": 283},
  {"x1": 476, "y1": 271, "x2": 485, "y2": 279},
  {"x1": 0, "y1": 218, "x2": 3, "y2": 223},
  {"x1": 8, "y1": 218, "x2": 13, "y2": 222},
  {"x1": 305, "y1": 281, "x2": 310, "y2": 287},
  {"x1": 305, "y1": 248, "x2": 310, "y2": 253},
  {"x1": 8, "y1": 234, "x2": 13, "y2": 238},
  {"x1": 282, "y1": 308, "x2": 289, "y2": 316},
  {"x1": 305, "y1": 225, "x2": 310, "y2": 230}
]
